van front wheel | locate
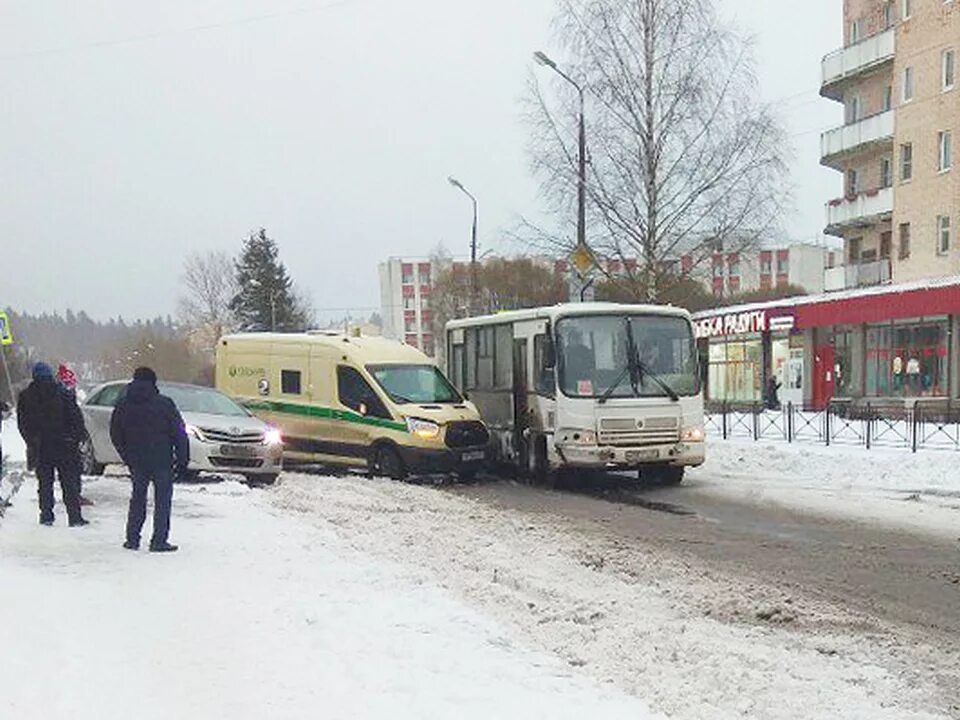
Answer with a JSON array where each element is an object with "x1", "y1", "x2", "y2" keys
[{"x1": 371, "y1": 446, "x2": 407, "y2": 481}]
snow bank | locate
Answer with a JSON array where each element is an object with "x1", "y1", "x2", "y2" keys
[
  {"x1": 1, "y1": 414, "x2": 26, "y2": 465},
  {"x1": 268, "y1": 474, "x2": 952, "y2": 720},
  {"x1": 691, "y1": 439, "x2": 960, "y2": 538},
  {"x1": 0, "y1": 475, "x2": 658, "y2": 720}
]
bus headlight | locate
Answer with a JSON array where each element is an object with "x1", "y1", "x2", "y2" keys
[
  {"x1": 556, "y1": 428, "x2": 598, "y2": 445},
  {"x1": 406, "y1": 417, "x2": 441, "y2": 440},
  {"x1": 681, "y1": 427, "x2": 705, "y2": 443}
]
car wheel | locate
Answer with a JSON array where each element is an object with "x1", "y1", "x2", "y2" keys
[
  {"x1": 79, "y1": 437, "x2": 105, "y2": 476},
  {"x1": 371, "y1": 446, "x2": 407, "y2": 481}
]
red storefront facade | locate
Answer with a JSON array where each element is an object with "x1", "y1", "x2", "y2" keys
[{"x1": 693, "y1": 277, "x2": 960, "y2": 409}]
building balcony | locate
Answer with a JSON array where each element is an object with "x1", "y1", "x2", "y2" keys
[
  {"x1": 825, "y1": 187, "x2": 893, "y2": 237},
  {"x1": 820, "y1": 111, "x2": 894, "y2": 169},
  {"x1": 825, "y1": 259, "x2": 892, "y2": 291},
  {"x1": 821, "y1": 29, "x2": 895, "y2": 101}
]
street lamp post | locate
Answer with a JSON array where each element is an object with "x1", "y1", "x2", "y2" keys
[
  {"x1": 447, "y1": 176, "x2": 479, "y2": 313},
  {"x1": 534, "y1": 50, "x2": 587, "y2": 253}
]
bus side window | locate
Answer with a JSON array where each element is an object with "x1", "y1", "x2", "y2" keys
[{"x1": 534, "y1": 335, "x2": 555, "y2": 397}]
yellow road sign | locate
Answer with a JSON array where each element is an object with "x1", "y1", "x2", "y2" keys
[
  {"x1": 569, "y1": 244, "x2": 595, "y2": 276},
  {"x1": 0, "y1": 311, "x2": 13, "y2": 346}
]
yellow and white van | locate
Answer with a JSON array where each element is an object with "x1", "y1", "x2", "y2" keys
[{"x1": 215, "y1": 332, "x2": 490, "y2": 479}]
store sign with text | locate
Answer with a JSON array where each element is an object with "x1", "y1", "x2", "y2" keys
[{"x1": 694, "y1": 310, "x2": 769, "y2": 339}]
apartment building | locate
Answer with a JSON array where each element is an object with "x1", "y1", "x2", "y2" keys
[
  {"x1": 378, "y1": 257, "x2": 435, "y2": 356},
  {"x1": 822, "y1": 0, "x2": 959, "y2": 287}
]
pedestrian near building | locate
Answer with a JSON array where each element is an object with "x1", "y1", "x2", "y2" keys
[
  {"x1": 110, "y1": 367, "x2": 188, "y2": 553},
  {"x1": 16, "y1": 362, "x2": 88, "y2": 526},
  {"x1": 57, "y1": 363, "x2": 94, "y2": 507}
]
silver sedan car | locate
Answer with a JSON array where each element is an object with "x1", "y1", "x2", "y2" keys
[{"x1": 80, "y1": 381, "x2": 284, "y2": 484}]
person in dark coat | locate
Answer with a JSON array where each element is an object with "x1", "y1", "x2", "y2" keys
[
  {"x1": 110, "y1": 367, "x2": 188, "y2": 552},
  {"x1": 16, "y1": 362, "x2": 88, "y2": 526},
  {"x1": 765, "y1": 376, "x2": 782, "y2": 411},
  {"x1": 57, "y1": 362, "x2": 94, "y2": 507}
]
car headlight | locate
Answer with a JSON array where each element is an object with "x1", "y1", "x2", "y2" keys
[
  {"x1": 556, "y1": 428, "x2": 598, "y2": 445},
  {"x1": 681, "y1": 427, "x2": 705, "y2": 442},
  {"x1": 406, "y1": 417, "x2": 441, "y2": 440},
  {"x1": 184, "y1": 424, "x2": 204, "y2": 441},
  {"x1": 263, "y1": 428, "x2": 283, "y2": 446}
]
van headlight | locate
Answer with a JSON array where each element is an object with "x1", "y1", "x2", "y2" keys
[
  {"x1": 406, "y1": 417, "x2": 441, "y2": 440},
  {"x1": 681, "y1": 426, "x2": 705, "y2": 442},
  {"x1": 556, "y1": 428, "x2": 598, "y2": 445}
]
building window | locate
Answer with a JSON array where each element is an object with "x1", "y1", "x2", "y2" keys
[
  {"x1": 404, "y1": 317, "x2": 417, "y2": 332},
  {"x1": 883, "y1": 85, "x2": 893, "y2": 111},
  {"x1": 899, "y1": 223, "x2": 911, "y2": 259},
  {"x1": 902, "y1": 67, "x2": 914, "y2": 102},
  {"x1": 776, "y1": 254, "x2": 789, "y2": 274},
  {"x1": 420, "y1": 296, "x2": 429, "y2": 311},
  {"x1": 900, "y1": 143, "x2": 913, "y2": 181},
  {"x1": 938, "y1": 215, "x2": 951, "y2": 254},
  {"x1": 880, "y1": 157, "x2": 893, "y2": 188},
  {"x1": 401, "y1": 272, "x2": 414, "y2": 285},
  {"x1": 944, "y1": 49, "x2": 956, "y2": 91},
  {"x1": 760, "y1": 255, "x2": 772, "y2": 275},
  {"x1": 280, "y1": 370, "x2": 301, "y2": 395},
  {"x1": 403, "y1": 296, "x2": 416, "y2": 310},
  {"x1": 939, "y1": 131, "x2": 953, "y2": 172},
  {"x1": 902, "y1": 0, "x2": 912, "y2": 20},
  {"x1": 850, "y1": 19, "x2": 863, "y2": 43},
  {"x1": 845, "y1": 95, "x2": 862, "y2": 124},
  {"x1": 883, "y1": 1, "x2": 895, "y2": 27},
  {"x1": 849, "y1": 237, "x2": 863, "y2": 263},
  {"x1": 880, "y1": 231, "x2": 892, "y2": 259},
  {"x1": 845, "y1": 168, "x2": 860, "y2": 196},
  {"x1": 712, "y1": 262, "x2": 723, "y2": 278}
]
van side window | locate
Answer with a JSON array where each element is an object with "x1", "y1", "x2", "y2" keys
[
  {"x1": 281, "y1": 370, "x2": 302, "y2": 395},
  {"x1": 534, "y1": 334, "x2": 555, "y2": 397},
  {"x1": 337, "y1": 366, "x2": 391, "y2": 419}
]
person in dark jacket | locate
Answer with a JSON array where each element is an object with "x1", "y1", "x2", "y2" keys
[
  {"x1": 17, "y1": 362, "x2": 88, "y2": 526},
  {"x1": 110, "y1": 367, "x2": 188, "y2": 552},
  {"x1": 57, "y1": 362, "x2": 94, "y2": 507}
]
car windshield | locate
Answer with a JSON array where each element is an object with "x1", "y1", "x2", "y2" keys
[
  {"x1": 368, "y1": 364, "x2": 463, "y2": 404},
  {"x1": 160, "y1": 384, "x2": 250, "y2": 417},
  {"x1": 556, "y1": 314, "x2": 699, "y2": 399}
]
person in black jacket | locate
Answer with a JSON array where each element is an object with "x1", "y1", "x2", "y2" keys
[
  {"x1": 17, "y1": 362, "x2": 88, "y2": 526},
  {"x1": 110, "y1": 367, "x2": 189, "y2": 553}
]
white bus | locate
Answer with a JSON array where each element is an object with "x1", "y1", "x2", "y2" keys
[{"x1": 445, "y1": 303, "x2": 704, "y2": 484}]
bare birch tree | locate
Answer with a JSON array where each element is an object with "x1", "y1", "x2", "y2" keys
[
  {"x1": 526, "y1": 0, "x2": 791, "y2": 301},
  {"x1": 177, "y1": 250, "x2": 239, "y2": 354}
]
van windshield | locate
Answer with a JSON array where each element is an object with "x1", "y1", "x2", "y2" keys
[{"x1": 368, "y1": 365, "x2": 463, "y2": 404}]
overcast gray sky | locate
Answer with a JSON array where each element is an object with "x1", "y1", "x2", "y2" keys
[{"x1": 1, "y1": 0, "x2": 840, "y2": 323}]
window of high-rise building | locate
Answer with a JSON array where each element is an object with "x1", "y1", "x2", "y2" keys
[
  {"x1": 845, "y1": 95, "x2": 862, "y2": 124},
  {"x1": 881, "y1": 157, "x2": 893, "y2": 188},
  {"x1": 902, "y1": 67, "x2": 914, "y2": 102},
  {"x1": 900, "y1": 143, "x2": 913, "y2": 181},
  {"x1": 938, "y1": 216, "x2": 952, "y2": 254},
  {"x1": 420, "y1": 296, "x2": 429, "y2": 311},
  {"x1": 880, "y1": 231, "x2": 892, "y2": 259},
  {"x1": 849, "y1": 237, "x2": 863, "y2": 264},
  {"x1": 898, "y1": 223, "x2": 911, "y2": 259},
  {"x1": 883, "y1": 2, "x2": 895, "y2": 28},
  {"x1": 943, "y1": 49, "x2": 955, "y2": 91},
  {"x1": 845, "y1": 168, "x2": 860, "y2": 196},
  {"x1": 883, "y1": 85, "x2": 893, "y2": 111},
  {"x1": 902, "y1": 0, "x2": 912, "y2": 21},
  {"x1": 938, "y1": 131, "x2": 953, "y2": 172},
  {"x1": 849, "y1": 19, "x2": 863, "y2": 44}
]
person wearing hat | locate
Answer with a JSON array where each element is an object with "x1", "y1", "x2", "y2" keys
[
  {"x1": 56, "y1": 362, "x2": 94, "y2": 507},
  {"x1": 109, "y1": 367, "x2": 188, "y2": 552},
  {"x1": 16, "y1": 362, "x2": 88, "y2": 526}
]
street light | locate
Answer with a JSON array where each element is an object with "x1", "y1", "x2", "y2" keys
[
  {"x1": 534, "y1": 50, "x2": 587, "y2": 259},
  {"x1": 447, "y1": 176, "x2": 479, "y2": 313}
]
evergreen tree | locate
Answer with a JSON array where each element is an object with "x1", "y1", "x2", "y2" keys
[{"x1": 230, "y1": 228, "x2": 311, "y2": 332}]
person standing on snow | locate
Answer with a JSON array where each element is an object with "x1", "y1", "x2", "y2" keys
[
  {"x1": 16, "y1": 362, "x2": 88, "y2": 526},
  {"x1": 57, "y1": 363, "x2": 94, "y2": 507},
  {"x1": 110, "y1": 367, "x2": 188, "y2": 553}
]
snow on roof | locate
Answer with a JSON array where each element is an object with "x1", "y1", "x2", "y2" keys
[{"x1": 692, "y1": 274, "x2": 960, "y2": 319}]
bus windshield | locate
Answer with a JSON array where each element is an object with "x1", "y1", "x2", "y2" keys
[
  {"x1": 556, "y1": 314, "x2": 699, "y2": 400},
  {"x1": 368, "y1": 364, "x2": 463, "y2": 404}
]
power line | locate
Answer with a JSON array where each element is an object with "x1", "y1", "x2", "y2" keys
[{"x1": 0, "y1": 0, "x2": 371, "y2": 61}]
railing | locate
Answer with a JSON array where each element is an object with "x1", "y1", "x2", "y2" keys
[
  {"x1": 821, "y1": 29, "x2": 895, "y2": 96},
  {"x1": 826, "y1": 187, "x2": 894, "y2": 234},
  {"x1": 705, "y1": 401, "x2": 960, "y2": 452},
  {"x1": 821, "y1": 111, "x2": 894, "y2": 165}
]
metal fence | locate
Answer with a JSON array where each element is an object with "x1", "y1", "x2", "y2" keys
[{"x1": 705, "y1": 401, "x2": 960, "y2": 452}]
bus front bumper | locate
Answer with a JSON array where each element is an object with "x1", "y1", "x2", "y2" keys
[{"x1": 556, "y1": 441, "x2": 705, "y2": 469}]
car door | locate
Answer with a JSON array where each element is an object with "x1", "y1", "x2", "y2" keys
[{"x1": 83, "y1": 384, "x2": 124, "y2": 463}]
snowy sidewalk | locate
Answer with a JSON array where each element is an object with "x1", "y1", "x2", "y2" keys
[{"x1": 0, "y1": 474, "x2": 656, "y2": 720}]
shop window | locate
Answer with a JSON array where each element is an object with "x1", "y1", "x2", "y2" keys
[
  {"x1": 707, "y1": 338, "x2": 763, "y2": 404},
  {"x1": 866, "y1": 320, "x2": 948, "y2": 397},
  {"x1": 281, "y1": 370, "x2": 301, "y2": 395},
  {"x1": 834, "y1": 330, "x2": 856, "y2": 397}
]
